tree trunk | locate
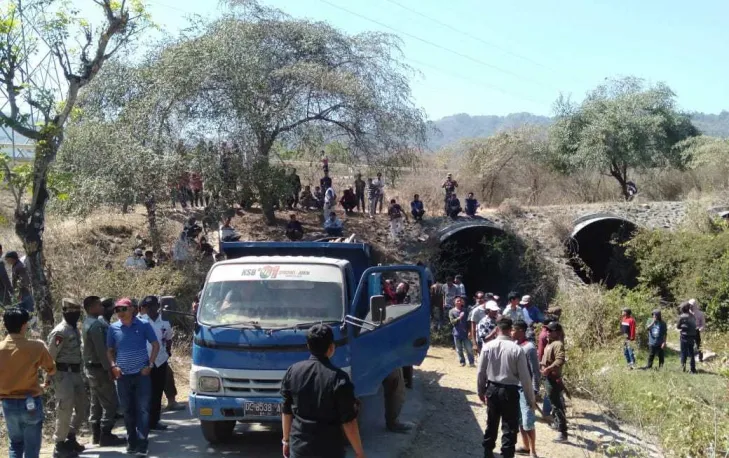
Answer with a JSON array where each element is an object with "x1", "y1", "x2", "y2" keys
[
  {"x1": 14, "y1": 127, "x2": 60, "y2": 337},
  {"x1": 609, "y1": 163, "x2": 630, "y2": 201},
  {"x1": 144, "y1": 195, "x2": 161, "y2": 253}
]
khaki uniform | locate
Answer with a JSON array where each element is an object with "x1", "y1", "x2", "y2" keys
[
  {"x1": 82, "y1": 316, "x2": 118, "y2": 433},
  {"x1": 48, "y1": 301, "x2": 89, "y2": 443}
]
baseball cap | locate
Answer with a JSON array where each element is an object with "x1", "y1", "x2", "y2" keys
[
  {"x1": 520, "y1": 295, "x2": 531, "y2": 305},
  {"x1": 486, "y1": 300, "x2": 500, "y2": 312},
  {"x1": 134, "y1": 248, "x2": 143, "y2": 256},
  {"x1": 115, "y1": 298, "x2": 133, "y2": 308},
  {"x1": 547, "y1": 321, "x2": 562, "y2": 332}
]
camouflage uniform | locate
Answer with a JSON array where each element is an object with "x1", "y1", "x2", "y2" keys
[{"x1": 48, "y1": 299, "x2": 89, "y2": 457}]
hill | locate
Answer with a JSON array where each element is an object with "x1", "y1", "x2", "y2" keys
[
  {"x1": 427, "y1": 112, "x2": 551, "y2": 150},
  {"x1": 428, "y1": 111, "x2": 729, "y2": 150}
]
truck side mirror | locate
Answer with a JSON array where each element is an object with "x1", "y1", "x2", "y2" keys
[{"x1": 370, "y1": 295, "x2": 387, "y2": 324}]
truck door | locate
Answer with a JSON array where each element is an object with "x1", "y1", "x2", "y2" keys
[{"x1": 346, "y1": 266, "x2": 430, "y2": 397}]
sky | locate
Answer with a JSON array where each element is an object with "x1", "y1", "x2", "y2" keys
[{"x1": 107, "y1": 0, "x2": 729, "y2": 120}]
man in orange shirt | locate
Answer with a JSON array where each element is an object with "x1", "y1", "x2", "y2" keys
[{"x1": 0, "y1": 307, "x2": 57, "y2": 458}]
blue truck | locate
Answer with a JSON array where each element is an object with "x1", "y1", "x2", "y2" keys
[{"x1": 188, "y1": 239, "x2": 431, "y2": 443}]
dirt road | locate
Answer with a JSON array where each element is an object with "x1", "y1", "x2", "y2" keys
[
  {"x1": 404, "y1": 346, "x2": 662, "y2": 458},
  {"x1": 37, "y1": 348, "x2": 660, "y2": 458}
]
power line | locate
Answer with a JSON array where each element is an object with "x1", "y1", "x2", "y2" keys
[
  {"x1": 317, "y1": 0, "x2": 558, "y2": 91},
  {"x1": 404, "y1": 57, "x2": 548, "y2": 107},
  {"x1": 383, "y1": 0, "x2": 555, "y2": 73}
]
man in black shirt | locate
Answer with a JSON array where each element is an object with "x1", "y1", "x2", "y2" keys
[
  {"x1": 285, "y1": 214, "x2": 305, "y2": 241},
  {"x1": 280, "y1": 324, "x2": 365, "y2": 458}
]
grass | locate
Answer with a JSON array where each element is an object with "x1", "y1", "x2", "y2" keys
[{"x1": 566, "y1": 342, "x2": 729, "y2": 457}]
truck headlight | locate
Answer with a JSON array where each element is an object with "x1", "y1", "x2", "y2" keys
[{"x1": 198, "y1": 376, "x2": 221, "y2": 392}]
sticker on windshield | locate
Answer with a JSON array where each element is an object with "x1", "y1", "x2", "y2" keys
[
  {"x1": 239, "y1": 265, "x2": 313, "y2": 279},
  {"x1": 211, "y1": 263, "x2": 338, "y2": 283}
]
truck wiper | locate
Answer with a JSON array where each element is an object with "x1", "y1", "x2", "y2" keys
[
  {"x1": 208, "y1": 320, "x2": 262, "y2": 330},
  {"x1": 266, "y1": 320, "x2": 341, "y2": 332}
]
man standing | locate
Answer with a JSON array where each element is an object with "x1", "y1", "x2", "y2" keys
[
  {"x1": 138, "y1": 296, "x2": 173, "y2": 431},
  {"x1": 354, "y1": 173, "x2": 366, "y2": 213},
  {"x1": 82, "y1": 296, "x2": 125, "y2": 447},
  {"x1": 677, "y1": 302, "x2": 697, "y2": 374},
  {"x1": 540, "y1": 321, "x2": 568, "y2": 442},
  {"x1": 4, "y1": 251, "x2": 33, "y2": 313},
  {"x1": 442, "y1": 277, "x2": 460, "y2": 325},
  {"x1": 454, "y1": 275, "x2": 467, "y2": 298},
  {"x1": 642, "y1": 309, "x2": 667, "y2": 370},
  {"x1": 689, "y1": 299, "x2": 705, "y2": 362},
  {"x1": 107, "y1": 298, "x2": 160, "y2": 456},
  {"x1": 387, "y1": 199, "x2": 408, "y2": 240},
  {"x1": 372, "y1": 172, "x2": 385, "y2": 214},
  {"x1": 520, "y1": 296, "x2": 542, "y2": 326},
  {"x1": 289, "y1": 168, "x2": 302, "y2": 209},
  {"x1": 47, "y1": 299, "x2": 88, "y2": 458},
  {"x1": 280, "y1": 324, "x2": 365, "y2": 458},
  {"x1": 468, "y1": 292, "x2": 488, "y2": 354},
  {"x1": 620, "y1": 308, "x2": 637, "y2": 369},
  {"x1": 477, "y1": 301, "x2": 501, "y2": 345},
  {"x1": 0, "y1": 307, "x2": 56, "y2": 458},
  {"x1": 0, "y1": 243, "x2": 12, "y2": 305},
  {"x1": 501, "y1": 292, "x2": 523, "y2": 323},
  {"x1": 449, "y1": 297, "x2": 475, "y2": 367},
  {"x1": 477, "y1": 318, "x2": 535, "y2": 458},
  {"x1": 441, "y1": 173, "x2": 458, "y2": 215},
  {"x1": 512, "y1": 321, "x2": 540, "y2": 458},
  {"x1": 320, "y1": 170, "x2": 333, "y2": 193}
]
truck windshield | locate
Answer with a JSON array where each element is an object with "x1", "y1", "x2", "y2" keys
[{"x1": 199, "y1": 263, "x2": 345, "y2": 327}]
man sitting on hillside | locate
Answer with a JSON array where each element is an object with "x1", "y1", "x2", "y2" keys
[
  {"x1": 410, "y1": 195, "x2": 425, "y2": 222},
  {"x1": 446, "y1": 193, "x2": 462, "y2": 220},
  {"x1": 340, "y1": 188, "x2": 358, "y2": 214},
  {"x1": 324, "y1": 212, "x2": 344, "y2": 237},
  {"x1": 465, "y1": 192, "x2": 480, "y2": 217},
  {"x1": 285, "y1": 214, "x2": 304, "y2": 241},
  {"x1": 299, "y1": 186, "x2": 317, "y2": 210}
]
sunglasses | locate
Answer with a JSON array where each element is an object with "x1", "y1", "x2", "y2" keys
[{"x1": 114, "y1": 306, "x2": 129, "y2": 313}]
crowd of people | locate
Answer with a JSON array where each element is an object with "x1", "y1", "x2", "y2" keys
[
  {"x1": 278, "y1": 158, "x2": 483, "y2": 242},
  {"x1": 0, "y1": 296, "x2": 184, "y2": 458},
  {"x1": 433, "y1": 277, "x2": 567, "y2": 457}
]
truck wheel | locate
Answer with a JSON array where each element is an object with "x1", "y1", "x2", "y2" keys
[{"x1": 201, "y1": 420, "x2": 236, "y2": 444}]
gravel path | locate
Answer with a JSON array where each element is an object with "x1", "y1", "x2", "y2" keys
[{"x1": 402, "y1": 346, "x2": 662, "y2": 458}]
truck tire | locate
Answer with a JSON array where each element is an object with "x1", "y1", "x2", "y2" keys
[{"x1": 201, "y1": 420, "x2": 236, "y2": 444}]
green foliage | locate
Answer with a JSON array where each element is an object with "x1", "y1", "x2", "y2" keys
[
  {"x1": 628, "y1": 227, "x2": 729, "y2": 329},
  {"x1": 549, "y1": 76, "x2": 699, "y2": 197},
  {"x1": 564, "y1": 346, "x2": 729, "y2": 457},
  {"x1": 558, "y1": 285, "x2": 658, "y2": 350}
]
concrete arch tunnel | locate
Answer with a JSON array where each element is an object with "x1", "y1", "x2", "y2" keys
[
  {"x1": 566, "y1": 213, "x2": 639, "y2": 288},
  {"x1": 432, "y1": 220, "x2": 546, "y2": 299},
  {"x1": 431, "y1": 213, "x2": 641, "y2": 296}
]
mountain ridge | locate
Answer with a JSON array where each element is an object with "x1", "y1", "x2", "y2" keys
[{"x1": 427, "y1": 110, "x2": 729, "y2": 150}]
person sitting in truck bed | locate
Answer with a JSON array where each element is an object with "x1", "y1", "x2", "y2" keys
[{"x1": 324, "y1": 212, "x2": 344, "y2": 237}]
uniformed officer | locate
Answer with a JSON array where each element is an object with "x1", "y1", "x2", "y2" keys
[
  {"x1": 48, "y1": 298, "x2": 90, "y2": 458},
  {"x1": 82, "y1": 296, "x2": 125, "y2": 446}
]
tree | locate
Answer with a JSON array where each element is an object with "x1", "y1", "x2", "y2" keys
[
  {"x1": 549, "y1": 76, "x2": 699, "y2": 199},
  {"x1": 153, "y1": 0, "x2": 427, "y2": 223},
  {"x1": 0, "y1": 0, "x2": 151, "y2": 333}
]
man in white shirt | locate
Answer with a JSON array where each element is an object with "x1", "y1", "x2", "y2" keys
[
  {"x1": 372, "y1": 172, "x2": 385, "y2": 214},
  {"x1": 124, "y1": 248, "x2": 147, "y2": 270},
  {"x1": 138, "y1": 296, "x2": 173, "y2": 431},
  {"x1": 323, "y1": 186, "x2": 337, "y2": 219}
]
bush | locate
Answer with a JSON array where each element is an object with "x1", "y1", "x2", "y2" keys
[
  {"x1": 558, "y1": 285, "x2": 659, "y2": 351},
  {"x1": 627, "y1": 227, "x2": 729, "y2": 329}
]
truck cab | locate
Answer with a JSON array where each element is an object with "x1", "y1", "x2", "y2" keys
[{"x1": 189, "y1": 240, "x2": 430, "y2": 444}]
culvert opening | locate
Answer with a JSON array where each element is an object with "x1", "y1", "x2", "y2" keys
[
  {"x1": 433, "y1": 222, "x2": 556, "y2": 304},
  {"x1": 566, "y1": 215, "x2": 639, "y2": 289}
]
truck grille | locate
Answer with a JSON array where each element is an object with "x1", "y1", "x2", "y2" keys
[{"x1": 222, "y1": 377, "x2": 282, "y2": 396}]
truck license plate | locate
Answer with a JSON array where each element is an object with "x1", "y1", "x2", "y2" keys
[{"x1": 243, "y1": 401, "x2": 281, "y2": 417}]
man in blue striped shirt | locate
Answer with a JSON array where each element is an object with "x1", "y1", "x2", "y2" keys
[{"x1": 106, "y1": 298, "x2": 159, "y2": 456}]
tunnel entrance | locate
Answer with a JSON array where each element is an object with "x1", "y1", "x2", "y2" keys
[
  {"x1": 433, "y1": 221, "x2": 556, "y2": 303},
  {"x1": 566, "y1": 214, "x2": 639, "y2": 289}
]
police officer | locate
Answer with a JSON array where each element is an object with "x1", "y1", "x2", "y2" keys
[
  {"x1": 82, "y1": 296, "x2": 125, "y2": 446},
  {"x1": 48, "y1": 298, "x2": 89, "y2": 458}
]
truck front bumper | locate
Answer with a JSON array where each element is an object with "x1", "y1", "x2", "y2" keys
[{"x1": 189, "y1": 393, "x2": 283, "y2": 422}]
